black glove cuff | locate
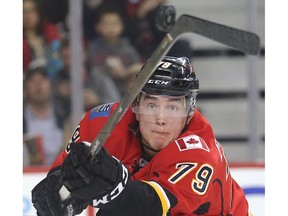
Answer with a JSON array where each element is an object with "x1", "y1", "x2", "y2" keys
[{"x1": 89, "y1": 162, "x2": 130, "y2": 208}]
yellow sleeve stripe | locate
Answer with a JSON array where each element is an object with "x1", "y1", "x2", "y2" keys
[{"x1": 142, "y1": 180, "x2": 170, "y2": 216}]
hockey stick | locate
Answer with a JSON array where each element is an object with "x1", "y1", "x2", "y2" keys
[{"x1": 88, "y1": 14, "x2": 260, "y2": 159}]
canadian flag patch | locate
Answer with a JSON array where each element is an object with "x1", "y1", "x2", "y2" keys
[{"x1": 176, "y1": 135, "x2": 209, "y2": 152}]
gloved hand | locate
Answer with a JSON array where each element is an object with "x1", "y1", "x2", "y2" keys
[
  {"x1": 31, "y1": 167, "x2": 88, "y2": 216},
  {"x1": 61, "y1": 142, "x2": 130, "y2": 208}
]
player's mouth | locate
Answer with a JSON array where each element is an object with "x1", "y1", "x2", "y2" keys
[{"x1": 151, "y1": 130, "x2": 169, "y2": 136}]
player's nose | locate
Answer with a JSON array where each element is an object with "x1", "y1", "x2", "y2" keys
[
  {"x1": 155, "y1": 110, "x2": 167, "y2": 126},
  {"x1": 155, "y1": 117, "x2": 167, "y2": 126}
]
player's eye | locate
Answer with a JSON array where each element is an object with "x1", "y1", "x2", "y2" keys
[
  {"x1": 147, "y1": 103, "x2": 157, "y2": 110},
  {"x1": 167, "y1": 105, "x2": 177, "y2": 112}
]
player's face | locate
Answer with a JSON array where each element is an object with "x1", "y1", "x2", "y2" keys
[{"x1": 136, "y1": 94, "x2": 188, "y2": 154}]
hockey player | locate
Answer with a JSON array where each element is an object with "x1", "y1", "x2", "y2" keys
[{"x1": 31, "y1": 56, "x2": 253, "y2": 215}]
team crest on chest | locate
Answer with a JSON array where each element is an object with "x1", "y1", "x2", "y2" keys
[{"x1": 176, "y1": 135, "x2": 209, "y2": 152}]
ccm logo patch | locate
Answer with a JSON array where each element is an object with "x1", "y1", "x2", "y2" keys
[
  {"x1": 176, "y1": 135, "x2": 209, "y2": 152},
  {"x1": 92, "y1": 164, "x2": 129, "y2": 207}
]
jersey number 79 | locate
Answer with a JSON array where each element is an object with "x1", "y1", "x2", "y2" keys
[{"x1": 168, "y1": 162, "x2": 213, "y2": 195}]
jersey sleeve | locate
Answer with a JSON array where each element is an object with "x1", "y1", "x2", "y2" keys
[{"x1": 96, "y1": 180, "x2": 177, "y2": 216}]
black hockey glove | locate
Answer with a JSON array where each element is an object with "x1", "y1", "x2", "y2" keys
[
  {"x1": 31, "y1": 166, "x2": 88, "y2": 216},
  {"x1": 61, "y1": 142, "x2": 130, "y2": 208}
]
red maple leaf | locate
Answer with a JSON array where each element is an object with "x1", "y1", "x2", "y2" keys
[{"x1": 187, "y1": 138, "x2": 199, "y2": 144}]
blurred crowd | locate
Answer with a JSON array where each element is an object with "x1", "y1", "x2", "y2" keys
[{"x1": 23, "y1": 0, "x2": 192, "y2": 166}]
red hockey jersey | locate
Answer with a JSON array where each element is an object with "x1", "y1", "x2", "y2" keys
[{"x1": 51, "y1": 102, "x2": 252, "y2": 216}]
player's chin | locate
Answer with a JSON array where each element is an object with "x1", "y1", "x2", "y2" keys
[{"x1": 151, "y1": 138, "x2": 170, "y2": 150}]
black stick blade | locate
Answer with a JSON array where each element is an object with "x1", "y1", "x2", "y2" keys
[{"x1": 174, "y1": 15, "x2": 260, "y2": 55}]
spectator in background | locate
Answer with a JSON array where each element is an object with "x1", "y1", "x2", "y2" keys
[
  {"x1": 87, "y1": 6, "x2": 143, "y2": 103},
  {"x1": 23, "y1": 67, "x2": 64, "y2": 166},
  {"x1": 23, "y1": 0, "x2": 63, "y2": 78},
  {"x1": 83, "y1": 0, "x2": 124, "y2": 41}
]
